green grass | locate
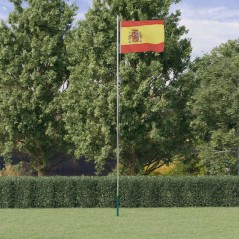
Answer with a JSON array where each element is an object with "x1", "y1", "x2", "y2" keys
[{"x1": 0, "y1": 208, "x2": 239, "y2": 239}]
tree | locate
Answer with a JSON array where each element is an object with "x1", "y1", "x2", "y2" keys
[
  {"x1": 189, "y1": 39, "x2": 239, "y2": 175},
  {"x1": 63, "y1": 0, "x2": 192, "y2": 175},
  {"x1": 0, "y1": 0, "x2": 76, "y2": 175}
]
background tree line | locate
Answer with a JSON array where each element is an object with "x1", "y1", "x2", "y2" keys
[{"x1": 0, "y1": 0, "x2": 238, "y2": 176}]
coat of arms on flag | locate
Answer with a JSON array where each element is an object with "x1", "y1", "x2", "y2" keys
[{"x1": 128, "y1": 29, "x2": 142, "y2": 43}]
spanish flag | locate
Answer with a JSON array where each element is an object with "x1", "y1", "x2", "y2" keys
[{"x1": 120, "y1": 20, "x2": 164, "y2": 54}]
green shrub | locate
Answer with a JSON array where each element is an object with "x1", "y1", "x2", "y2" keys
[
  {"x1": 33, "y1": 177, "x2": 55, "y2": 208},
  {"x1": 14, "y1": 177, "x2": 36, "y2": 208},
  {"x1": 0, "y1": 176, "x2": 239, "y2": 208},
  {"x1": 0, "y1": 177, "x2": 15, "y2": 208},
  {"x1": 97, "y1": 177, "x2": 115, "y2": 207},
  {"x1": 75, "y1": 177, "x2": 98, "y2": 207}
]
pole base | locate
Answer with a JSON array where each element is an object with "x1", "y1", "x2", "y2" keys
[{"x1": 116, "y1": 195, "x2": 120, "y2": 217}]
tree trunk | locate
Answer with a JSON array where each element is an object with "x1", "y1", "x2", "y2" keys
[
  {"x1": 37, "y1": 168, "x2": 46, "y2": 176},
  {"x1": 129, "y1": 147, "x2": 137, "y2": 175}
]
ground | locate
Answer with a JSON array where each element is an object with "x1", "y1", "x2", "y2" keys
[{"x1": 0, "y1": 208, "x2": 239, "y2": 239}]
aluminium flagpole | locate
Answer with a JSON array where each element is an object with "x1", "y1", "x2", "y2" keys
[{"x1": 116, "y1": 15, "x2": 120, "y2": 217}]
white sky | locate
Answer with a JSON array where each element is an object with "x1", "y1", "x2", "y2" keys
[{"x1": 172, "y1": 0, "x2": 239, "y2": 58}]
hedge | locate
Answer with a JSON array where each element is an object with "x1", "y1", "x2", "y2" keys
[{"x1": 0, "y1": 176, "x2": 239, "y2": 208}]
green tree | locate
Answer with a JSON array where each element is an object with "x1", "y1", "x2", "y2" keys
[
  {"x1": 189, "y1": 39, "x2": 239, "y2": 175},
  {"x1": 63, "y1": 0, "x2": 192, "y2": 175},
  {"x1": 0, "y1": 0, "x2": 76, "y2": 175}
]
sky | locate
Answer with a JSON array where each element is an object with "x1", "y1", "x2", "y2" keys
[{"x1": 0, "y1": 0, "x2": 239, "y2": 59}]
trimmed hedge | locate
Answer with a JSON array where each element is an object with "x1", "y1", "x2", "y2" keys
[{"x1": 0, "y1": 176, "x2": 239, "y2": 208}]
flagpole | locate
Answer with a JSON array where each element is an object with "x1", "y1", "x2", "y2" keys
[{"x1": 116, "y1": 15, "x2": 120, "y2": 217}]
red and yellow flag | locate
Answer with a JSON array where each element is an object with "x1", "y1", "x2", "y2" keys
[{"x1": 120, "y1": 20, "x2": 164, "y2": 54}]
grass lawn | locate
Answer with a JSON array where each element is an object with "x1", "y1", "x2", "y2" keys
[{"x1": 0, "y1": 208, "x2": 239, "y2": 239}]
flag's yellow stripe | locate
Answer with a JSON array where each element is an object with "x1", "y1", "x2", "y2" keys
[{"x1": 121, "y1": 24, "x2": 164, "y2": 45}]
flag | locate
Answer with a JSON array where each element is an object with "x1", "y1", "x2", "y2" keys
[{"x1": 120, "y1": 20, "x2": 164, "y2": 54}]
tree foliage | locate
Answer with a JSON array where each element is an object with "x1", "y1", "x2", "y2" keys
[
  {"x1": 63, "y1": 0, "x2": 192, "y2": 175},
  {"x1": 0, "y1": 0, "x2": 76, "y2": 175},
  {"x1": 2, "y1": 0, "x2": 237, "y2": 177},
  {"x1": 189, "y1": 39, "x2": 239, "y2": 175}
]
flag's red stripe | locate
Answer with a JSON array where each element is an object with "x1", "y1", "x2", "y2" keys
[
  {"x1": 121, "y1": 20, "x2": 164, "y2": 27},
  {"x1": 121, "y1": 43, "x2": 164, "y2": 53}
]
